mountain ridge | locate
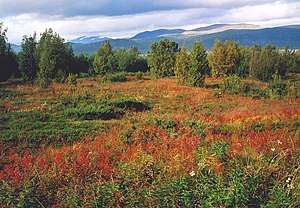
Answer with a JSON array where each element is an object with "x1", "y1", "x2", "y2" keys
[
  {"x1": 70, "y1": 36, "x2": 111, "y2": 43},
  {"x1": 70, "y1": 24, "x2": 300, "y2": 54},
  {"x1": 10, "y1": 24, "x2": 300, "y2": 54}
]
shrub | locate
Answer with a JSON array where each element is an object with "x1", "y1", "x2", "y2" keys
[
  {"x1": 222, "y1": 74, "x2": 245, "y2": 94},
  {"x1": 67, "y1": 73, "x2": 77, "y2": 87},
  {"x1": 287, "y1": 81, "x2": 300, "y2": 98},
  {"x1": 63, "y1": 104, "x2": 124, "y2": 120},
  {"x1": 63, "y1": 98, "x2": 150, "y2": 120},
  {"x1": 136, "y1": 71, "x2": 144, "y2": 80},
  {"x1": 54, "y1": 69, "x2": 67, "y2": 83},
  {"x1": 104, "y1": 73, "x2": 127, "y2": 82},
  {"x1": 247, "y1": 88, "x2": 268, "y2": 99},
  {"x1": 268, "y1": 74, "x2": 288, "y2": 98},
  {"x1": 37, "y1": 60, "x2": 53, "y2": 88}
]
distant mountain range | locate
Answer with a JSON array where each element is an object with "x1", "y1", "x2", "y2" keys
[
  {"x1": 131, "y1": 24, "x2": 260, "y2": 39},
  {"x1": 70, "y1": 36, "x2": 111, "y2": 44},
  {"x1": 11, "y1": 24, "x2": 300, "y2": 54}
]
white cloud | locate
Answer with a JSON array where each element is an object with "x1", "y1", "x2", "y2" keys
[
  {"x1": 4, "y1": 8, "x2": 223, "y2": 43},
  {"x1": 222, "y1": 1, "x2": 300, "y2": 23}
]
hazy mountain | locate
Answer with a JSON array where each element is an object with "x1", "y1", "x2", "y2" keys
[
  {"x1": 70, "y1": 38, "x2": 148, "y2": 54},
  {"x1": 70, "y1": 36, "x2": 111, "y2": 43},
  {"x1": 131, "y1": 29, "x2": 185, "y2": 39},
  {"x1": 10, "y1": 24, "x2": 300, "y2": 54},
  {"x1": 181, "y1": 27, "x2": 300, "y2": 50},
  {"x1": 10, "y1": 44, "x2": 21, "y2": 53},
  {"x1": 130, "y1": 23, "x2": 261, "y2": 39},
  {"x1": 280, "y1": 25, "x2": 300, "y2": 29},
  {"x1": 183, "y1": 23, "x2": 261, "y2": 36}
]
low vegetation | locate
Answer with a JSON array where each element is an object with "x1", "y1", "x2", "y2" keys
[
  {"x1": 0, "y1": 23, "x2": 299, "y2": 207},
  {"x1": 1, "y1": 75, "x2": 299, "y2": 207}
]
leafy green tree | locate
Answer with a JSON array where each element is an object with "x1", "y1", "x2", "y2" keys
[
  {"x1": 36, "y1": 28, "x2": 74, "y2": 87},
  {"x1": 85, "y1": 53, "x2": 96, "y2": 75},
  {"x1": 175, "y1": 42, "x2": 209, "y2": 87},
  {"x1": 249, "y1": 44, "x2": 261, "y2": 78},
  {"x1": 281, "y1": 47, "x2": 300, "y2": 74},
  {"x1": 37, "y1": 49, "x2": 54, "y2": 87},
  {"x1": 208, "y1": 39, "x2": 239, "y2": 77},
  {"x1": 133, "y1": 56, "x2": 149, "y2": 73},
  {"x1": 223, "y1": 39, "x2": 239, "y2": 75},
  {"x1": 71, "y1": 54, "x2": 89, "y2": 74},
  {"x1": 174, "y1": 44, "x2": 190, "y2": 85},
  {"x1": 189, "y1": 42, "x2": 209, "y2": 86},
  {"x1": 290, "y1": 50, "x2": 300, "y2": 73},
  {"x1": 126, "y1": 46, "x2": 148, "y2": 72},
  {"x1": 114, "y1": 48, "x2": 129, "y2": 71},
  {"x1": 237, "y1": 46, "x2": 251, "y2": 78},
  {"x1": 93, "y1": 41, "x2": 115, "y2": 75},
  {"x1": 18, "y1": 33, "x2": 38, "y2": 81},
  {"x1": 0, "y1": 23, "x2": 18, "y2": 82},
  {"x1": 128, "y1": 45, "x2": 140, "y2": 57},
  {"x1": 148, "y1": 38, "x2": 178, "y2": 78},
  {"x1": 250, "y1": 44, "x2": 284, "y2": 81},
  {"x1": 208, "y1": 39, "x2": 224, "y2": 77},
  {"x1": 113, "y1": 46, "x2": 143, "y2": 72}
]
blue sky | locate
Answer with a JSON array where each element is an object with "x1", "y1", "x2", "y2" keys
[{"x1": 1, "y1": 0, "x2": 299, "y2": 43}]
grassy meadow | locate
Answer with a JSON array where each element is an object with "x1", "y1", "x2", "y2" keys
[{"x1": 0, "y1": 75, "x2": 299, "y2": 207}]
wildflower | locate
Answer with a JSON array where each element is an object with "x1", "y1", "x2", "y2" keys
[
  {"x1": 189, "y1": 170, "x2": 195, "y2": 177},
  {"x1": 271, "y1": 148, "x2": 275, "y2": 152},
  {"x1": 286, "y1": 177, "x2": 291, "y2": 183},
  {"x1": 287, "y1": 184, "x2": 294, "y2": 189},
  {"x1": 277, "y1": 140, "x2": 282, "y2": 144}
]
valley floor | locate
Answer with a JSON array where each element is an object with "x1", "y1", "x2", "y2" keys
[{"x1": 0, "y1": 76, "x2": 299, "y2": 207}]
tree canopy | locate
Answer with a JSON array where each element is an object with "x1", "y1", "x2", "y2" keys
[
  {"x1": 208, "y1": 39, "x2": 239, "y2": 77},
  {"x1": 174, "y1": 42, "x2": 209, "y2": 87},
  {"x1": 19, "y1": 33, "x2": 38, "y2": 81},
  {"x1": 0, "y1": 23, "x2": 18, "y2": 82},
  {"x1": 93, "y1": 41, "x2": 115, "y2": 75},
  {"x1": 35, "y1": 28, "x2": 75, "y2": 87},
  {"x1": 148, "y1": 38, "x2": 178, "y2": 78}
]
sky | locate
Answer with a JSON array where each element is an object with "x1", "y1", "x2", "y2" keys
[{"x1": 0, "y1": 0, "x2": 299, "y2": 44}]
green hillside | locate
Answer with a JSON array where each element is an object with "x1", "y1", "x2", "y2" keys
[{"x1": 70, "y1": 26, "x2": 300, "y2": 54}]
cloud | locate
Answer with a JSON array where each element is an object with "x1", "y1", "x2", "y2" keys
[
  {"x1": 0, "y1": 0, "x2": 294, "y2": 17},
  {"x1": 3, "y1": 8, "x2": 224, "y2": 43},
  {"x1": 1, "y1": 0, "x2": 299, "y2": 43},
  {"x1": 222, "y1": 1, "x2": 300, "y2": 23}
]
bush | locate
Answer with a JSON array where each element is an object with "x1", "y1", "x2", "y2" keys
[
  {"x1": 222, "y1": 75, "x2": 245, "y2": 94},
  {"x1": 287, "y1": 81, "x2": 300, "y2": 98},
  {"x1": 67, "y1": 73, "x2": 77, "y2": 87},
  {"x1": 246, "y1": 88, "x2": 268, "y2": 99},
  {"x1": 268, "y1": 75, "x2": 288, "y2": 98},
  {"x1": 63, "y1": 98, "x2": 150, "y2": 120},
  {"x1": 63, "y1": 104, "x2": 124, "y2": 120},
  {"x1": 136, "y1": 72, "x2": 144, "y2": 80},
  {"x1": 104, "y1": 73, "x2": 127, "y2": 82},
  {"x1": 54, "y1": 69, "x2": 67, "y2": 83}
]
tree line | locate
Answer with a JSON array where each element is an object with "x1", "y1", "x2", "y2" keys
[
  {"x1": 148, "y1": 38, "x2": 300, "y2": 87},
  {"x1": 0, "y1": 24, "x2": 148, "y2": 87},
  {"x1": 0, "y1": 24, "x2": 91, "y2": 86},
  {"x1": 1, "y1": 23, "x2": 300, "y2": 88}
]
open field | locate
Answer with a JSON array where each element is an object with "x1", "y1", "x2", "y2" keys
[{"x1": 0, "y1": 76, "x2": 299, "y2": 207}]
